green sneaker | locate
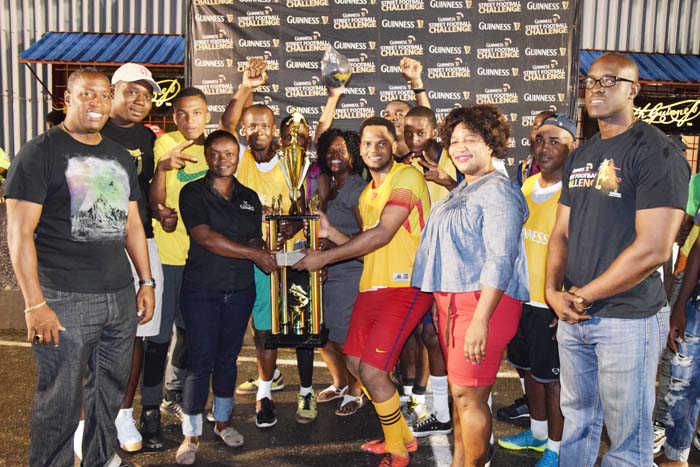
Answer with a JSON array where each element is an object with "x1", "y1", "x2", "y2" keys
[
  {"x1": 295, "y1": 393, "x2": 317, "y2": 424},
  {"x1": 497, "y1": 429, "x2": 547, "y2": 452},
  {"x1": 235, "y1": 372, "x2": 285, "y2": 395}
]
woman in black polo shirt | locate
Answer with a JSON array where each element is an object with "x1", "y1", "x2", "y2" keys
[{"x1": 175, "y1": 130, "x2": 278, "y2": 465}]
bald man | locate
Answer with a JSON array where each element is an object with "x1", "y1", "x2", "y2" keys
[{"x1": 545, "y1": 53, "x2": 690, "y2": 466}]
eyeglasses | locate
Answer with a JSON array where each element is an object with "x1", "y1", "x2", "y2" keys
[{"x1": 583, "y1": 75, "x2": 635, "y2": 89}]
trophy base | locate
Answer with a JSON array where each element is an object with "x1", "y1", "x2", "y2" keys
[{"x1": 265, "y1": 326, "x2": 329, "y2": 349}]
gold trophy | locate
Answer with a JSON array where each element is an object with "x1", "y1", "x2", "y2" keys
[{"x1": 266, "y1": 110, "x2": 326, "y2": 348}]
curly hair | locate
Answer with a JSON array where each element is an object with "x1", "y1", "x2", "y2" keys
[
  {"x1": 316, "y1": 128, "x2": 364, "y2": 177},
  {"x1": 440, "y1": 105, "x2": 510, "y2": 159}
]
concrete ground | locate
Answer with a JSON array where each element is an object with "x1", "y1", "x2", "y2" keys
[{"x1": 1, "y1": 329, "x2": 699, "y2": 467}]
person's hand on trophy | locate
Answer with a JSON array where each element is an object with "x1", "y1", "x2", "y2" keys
[{"x1": 253, "y1": 248, "x2": 278, "y2": 274}]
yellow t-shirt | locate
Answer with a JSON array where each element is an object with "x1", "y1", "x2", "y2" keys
[
  {"x1": 236, "y1": 148, "x2": 305, "y2": 246},
  {"x1": 152, "y1": 131, "x2": 208, "y2": 266},
  {"x1": 359, "y1": 162, "x2": 431, "y2": 291},
  {"x1": 521, "y1": 173, "x2": 561, "y2": 306},
  {"x1": 409, "y1": 148, "x2": 457, "y2": 204},
  {"x1": 0, "y1": 147, "x2": 10, "y2": 181}
]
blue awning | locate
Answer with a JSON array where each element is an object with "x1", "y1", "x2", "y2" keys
[
  {"x1": 580, "y1": 50, "x2": 700, "y2": 84},
  {"x1": 19, "y1": 32, "x2": 184, "y2": 67}
]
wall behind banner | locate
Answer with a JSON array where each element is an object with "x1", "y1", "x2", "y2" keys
[{"x1": 188, "y1": 0, "x2": 580, "y2": 169}]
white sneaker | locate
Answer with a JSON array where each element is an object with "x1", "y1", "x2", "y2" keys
[
  {"x1": 74, "y1": 419, "x2": 84, "y2": 460},
  {"x1": 115, "y1": 408, "x2": 143, "y2": 452}
]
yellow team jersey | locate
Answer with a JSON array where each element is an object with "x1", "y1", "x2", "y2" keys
[
  {"x1": 236, "y1": 148, "x2": 304, "y2": 246},
  {"x1": 359, "y1": 162, "x2": 431, "y2": 291},
  {"x1": 521, "y1": 173, "x2": 561, "y2": 306},
  {"x1": 152, "y1": 131, "x2": 208, "y2": 266},
  {"x1": 409, "y1": 148, "x2": 458, "y2": 204}
]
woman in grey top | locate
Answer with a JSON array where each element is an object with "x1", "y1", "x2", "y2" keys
[
  {"x1": 412, "y1": 105, "x2": 529, "y2": 466},
  {"x1": 314, "y1": 129, "x2": 369, "y2": 416}
]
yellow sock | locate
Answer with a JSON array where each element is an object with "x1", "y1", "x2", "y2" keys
[
  {"x1": 373, "y1": 391, "x2": 410, "y2": 456},
  {"x1": 361, "y1": 386, "x2": 372, "y2": 402}
]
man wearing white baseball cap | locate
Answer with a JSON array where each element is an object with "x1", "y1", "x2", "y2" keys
[{"x1": 73, "y1": 62, "x2": 164, "y2": 456}]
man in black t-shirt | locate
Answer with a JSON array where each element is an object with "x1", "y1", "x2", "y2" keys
[
  {"x1": 5, "y1": 68, "x2": 154, "y2": 467},
  {"x1": 102, "y1": 63, "x2": 163, "y2": 454},
  {"x1": 545, "y1": 54, "x2": 690, "y2": 467}
]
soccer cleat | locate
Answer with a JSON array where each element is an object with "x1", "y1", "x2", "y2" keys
[
  {"x1": 497, "y1": 429, "x2": 547, "y2": 452},
  {"x1": 411, "y1": 413, "x2": 452, "y2": 437},
  {"x1": 295, "y1": 393, "x2": 318, "y2": 424},
  {"x1": 236, "y1": 372, "x2": 285, "y2": 395},
  {"x1": 534, "y1": 448, "x2": 559, "y2": 467},
  {"x1": 653, "y1": 421, "x2": 666, "y2": 454},
  {"x1": 377, "y1": 452, "x2": 410, "y2": 467},
  {"x1": 140, "y1": 408, "x2": 165, "y2": 450},
  {"x1": 115, "y1": 408, "x2": 143, "y2": 452},
  {"x1": 496, "y1": 396, "x2": 530, "y2": 421},
  {"x1": 402, "y1": 396, "x2": 428, "y2": 425},
  {"x1": 256, "y1": 397, "x2": 278, "y2": 428},
  {"x1": 361, "y1": 437, "x2": 418, "y2": 455}
]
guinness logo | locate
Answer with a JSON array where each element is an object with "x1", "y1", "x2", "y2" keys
[
  {"x1": 462, "y1": 91, "x2": 470, "y2": 99},
  {"x1": 463, "y1": 45, "x2": 471, "y2": 54},
  {"x1": 368, "y1": 86, "x2": 376, "y2": 95},
  {"x1": 226, "y1": 59, "x2": 233, "y2": 67},
  {"x1": 272, "y1": 84, "x2": 280, "y2": 92},
  {"x1": 226, "y1": 14, "x2": 235, "y2": 22},
  {"x1": 465, "y1": 0, "x2": 472, "y2": 7},
  {"x1": 562, "y1": 1, "x2": 569, "y2": 9},
  {"x1": 513, "y1": 22, "x2": 520, "y2": 30},
  {"x1": 560, "y1": 47, "x2": 567, "y2": 56},
  {"x1": 558, "y1": 93, "x2": 565, "y2": 102},
  {"x1": 507, "y1": 157, "x2": 515, "y2": 166},
  {"x1": 512, "y1": 68, "x2": 519, "y2": 76},
  {"x1": 322, "y1": 16, "x2": 329, "y2": 24},
  {"x1": 371, "y1": 0, "x2": 377, "y2": 4},
  {"x1": 417, "y1": 19, "x2": 424, "y2": 28},
  {"x1": 510, "y1": 113, "x2": 517, "y2": 121},
  {"x1": 369, "y1": 41, "x2": 377, "y2": 49},
  {"x1": 273, "y1": 38, "x2": 280, "y2": 47},
  {"x1": 218, "y1": 29, "x2": 227, "y2": 39}
]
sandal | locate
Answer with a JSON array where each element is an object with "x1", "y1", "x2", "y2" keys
[
  {"x1": 335, "y1": 394, "x2": 364, "y2": 416},
  {"x1": 317, "y1": 384, "x2": 348, "y2": 403},
  {"x1": 214, "y1": 425, "x2": 244, "y2": 448}
]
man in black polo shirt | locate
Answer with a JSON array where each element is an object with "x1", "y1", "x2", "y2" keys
[{"x1": 545, "y1": 53, "x2": 689, "y2": 467}]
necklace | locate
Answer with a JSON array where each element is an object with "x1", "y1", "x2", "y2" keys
[{"x1": 59, "y1": 123, "x2": 102, "y2": 144}]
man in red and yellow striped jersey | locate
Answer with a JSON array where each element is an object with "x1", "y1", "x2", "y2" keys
[{"x1": 295, "y1": 117, "x2": 432, "y2": 467}]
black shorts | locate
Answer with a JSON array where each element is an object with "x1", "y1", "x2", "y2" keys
[{"x1": 506, "y1": 303, "x2": 560, "y2": 383}]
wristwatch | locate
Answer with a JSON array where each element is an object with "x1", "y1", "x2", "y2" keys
[{"x1": 138, "y1": 278, "x2": 156, "y2": 287}]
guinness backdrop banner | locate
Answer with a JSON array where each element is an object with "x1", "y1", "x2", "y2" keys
[{"x1": 188, "y1": 0, "x2": 580, "y2": 169}]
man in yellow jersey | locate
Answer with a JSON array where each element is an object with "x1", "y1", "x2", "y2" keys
[
  {"x1": 400, "y1": 105, "x2": 457, "y2": 437},
  {"x1": 498, "y1": 115, "x2": 575, "y2": 467},
  {"x1": 295, "y1": 117, "x2": 433, "y2": 467},
  {"x1": 221, "y1": 59, "x2": 324, "y2": 428},
  {"x1": 140, "y1": 87, "x2": 211, "y2": 449}
]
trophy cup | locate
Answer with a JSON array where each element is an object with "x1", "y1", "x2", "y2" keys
[{"x1": 266, "y1": 110, "x2": 327, "y2": 348}]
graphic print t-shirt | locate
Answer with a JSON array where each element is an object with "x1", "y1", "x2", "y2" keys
[
  {"x1": 4, "y1": 127, "x2": 139, "y2": 292},
  {"x1": 559, "y1": 121, "x2": 690, "y2": 318}
]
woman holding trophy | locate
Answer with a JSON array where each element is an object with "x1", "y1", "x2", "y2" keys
[{"x1": 175, "y1": 130, "x2": 278, "y2": 464}]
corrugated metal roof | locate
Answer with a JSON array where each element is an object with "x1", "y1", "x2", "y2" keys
[
  {"x1": 19, "y1": 32, "x2": 184, "y2": 67},
  {"x1": 580, "y1": 50, "x2": 700, "y2": 84}
]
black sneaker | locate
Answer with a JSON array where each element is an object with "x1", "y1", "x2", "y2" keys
[
  {"x1": 411, "y1": 413, "x2": 453, "y2": 437},
  {"x1": 256, "y1": 397, "x2": 278, "y2": 428},
  {"x1": 496, "y1": 396, "x2": 529, "y2": 421},
  {"x1": 139, "y1": 408, "x2": 165, "y2": 450},
  {"x1": 160, "y1": 391, "x2": 185, "y2": 422}
]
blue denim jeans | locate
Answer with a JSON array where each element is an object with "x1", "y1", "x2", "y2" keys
[
  {"x1": 663, "y1": 298, "x2": 700, "y2": 462},
  {"x1": 30, "y1": 286, "x2": 137, "y2": 467},
  {"x1": 180, "y1": 281, "x2": 255, "y2": 436},
  {"x1": 557, "y1": 306, "x2": 669, "y2": 467}
]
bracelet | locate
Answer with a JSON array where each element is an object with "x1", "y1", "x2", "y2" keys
[
  {"x1": 24, "y1": 300, "x2": 46, "y2": 313},
  {"x1": 412, "y1": 88, "x2": 426, "y2": 94}
]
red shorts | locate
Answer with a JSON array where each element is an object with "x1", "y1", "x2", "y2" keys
[
  {"x1": 434, "y1": 291, "x2": 522, "y2": 387},
  {"x1": 344, "y1": 287, "x2": 433, "y2": 372}
]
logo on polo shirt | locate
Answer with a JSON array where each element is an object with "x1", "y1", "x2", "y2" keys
[{"x1": 240, "y1": 200, "x2": 255, "y2": 211}]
